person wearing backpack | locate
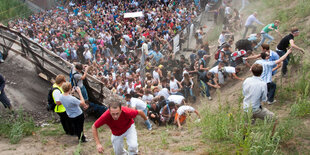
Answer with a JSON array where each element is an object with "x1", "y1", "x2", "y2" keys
[
  {"x1": 72, "y1": 64, "x2": 90, "y2": 101},
  {"x1": 213, "y1": 44, "x2": 226, "y2": 67},
  {"x1": 199, "y1": 55, "x2": 211, "y2": 72},
  {"x1": 51, "y1": 74, "x2": 74, "y2": 135}
]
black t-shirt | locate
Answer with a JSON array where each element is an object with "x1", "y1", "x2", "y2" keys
[
  {"x1": 199, "y1": 72, "x2": 214, "y2": 84},
  {"x1": 149, "y1": 104, "x2": 160, "y2": 115},
  {"x1": 277, "y1": 34, "x2": 294, "y2": 52},
  {"x1": 198, "y1": 50, "x2": 206, "y2": 59},
  {"x1": 199, "y1": 58, "x2": 207, "y2": 69},
  {"x1": 28, "y1": 29, "x2": 34, "y2": 38}
]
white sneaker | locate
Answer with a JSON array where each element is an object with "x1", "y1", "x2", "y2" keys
[
  {"x1": 208, "y1": 96, "x2": 212, "y2": 100},
  {"x1": 267, "y1": 100, "x2": 277, "y2": 105},
  {"x1": 0, "y1": 59, "x2": 4, "y2": 63}
]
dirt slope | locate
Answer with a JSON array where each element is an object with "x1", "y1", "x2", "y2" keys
[{"x1": 1, "y1": 0, "x2": 310, "y2": 154}]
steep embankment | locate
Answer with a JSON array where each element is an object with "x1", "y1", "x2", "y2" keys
[{"x1": 0, "y1": 0, "x2": 310, "y2": 154}]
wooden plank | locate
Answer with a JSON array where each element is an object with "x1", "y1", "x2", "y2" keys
[{"x1": 0, "y1": 25, "x2": 105, "y2": 98}]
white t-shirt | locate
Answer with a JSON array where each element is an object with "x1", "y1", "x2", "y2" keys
[
  {"x1": 169, "y1": 79, "x2": 179, "y2": 92},
  {"x1": 218, "y1": 34, "x2": 226, "y2": 45},
  {"x1": 209, "y1": 66, "x2": 219, "y2": 74},
  {"x1": 83, "y1": 50, "x2": 92, "y2": 61},
  {"x1": 153, "y1": 70, "x2": 160, "y2": 81},
  {"x1": 225, "y1": 6, "x2": 232, "y2": 15},
  {"x1": 128, "y1": 98, "x2": 147, "y2": 110},
  {"x1": 224, "y1": 66, "x2": 236, "y2": 74},
  {"x1": 52, "y1": 89, "x2": 62, "y2": 102},
  {"x1": 142, "y1": 43, "x2": 148, "y2": 55},
  {"x1": 157, "y1": 88, "x2": 170, "y2": 99},
  {"x1": 168, "y1": 95, "x2": 185, "y2": 105},
  {"x1": 142, "y1": 94, "x2": 154, "y2": 103},
  {"x1": 177, "y1": 105, "x2": 195, "y2": 115}
]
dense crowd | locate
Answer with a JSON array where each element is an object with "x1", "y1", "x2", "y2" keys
[
  {"x1": 1, "y1": 0, "x2": 306, "y2": 154},
  {"x1": 6, "y1": 0, "x2": 245, "y2": 125}
]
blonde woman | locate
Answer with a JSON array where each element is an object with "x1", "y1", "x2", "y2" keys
[{"x1": 60, "y1": 82, "x2": 89, "y2": 142}]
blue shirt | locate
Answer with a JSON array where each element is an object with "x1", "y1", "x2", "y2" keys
[
  {"x1": 73, "y1": 8, "x2": 79, "y2": 16},
  {"x1": 153, "y1": 51, "x2": 163, "y2": 62},
  {"x1": 269, "y1": 50, "x2": 279, "y2": 75},
  {"x1": 255, "y1": 59, "x2": 276, "y2": 83},
  {"x1": 243, "y1": 76, "x2": 267, "y2": 112}
]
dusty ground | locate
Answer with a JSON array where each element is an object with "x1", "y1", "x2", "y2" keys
[
  {"x1": 1, "y1": 0, "x2": 309, "y2": 154},
  {"x1": 0, "y1": 51, "x2": 52, "y2": 122}
]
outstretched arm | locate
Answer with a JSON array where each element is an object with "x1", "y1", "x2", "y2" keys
[
  {"x1": 289, "y1": 39, "x2": 305, "y2": 54},
  {"x1": 138, "y1": 110, "x2": 148, "y2": 121},
  {"x1": 176, "y1": 114, "x2": 182, "y2": 129},
  {"x1": 92, "y1": 124, "x2": 104, "y2": 153},
  {"x1": 194, "y1": 110, "x2": 201, "y2": 119},
  {"x1": 275, "y1": 48, "x2": 293, "y2": 64},
  {"x1": 232, "y1": 73, "x2": 244, "y2": 81}
]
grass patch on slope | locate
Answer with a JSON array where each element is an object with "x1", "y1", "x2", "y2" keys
[{"x1": 0, "y1": 0, "x2": 32, "y2": 24}]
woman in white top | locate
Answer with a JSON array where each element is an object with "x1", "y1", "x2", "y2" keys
[
  {"x1": 169, "y1": 76, "x2": 183, "y2": 96},
  {"x1": 142, "y1": 89, "x2": 154, "y2": 104}
]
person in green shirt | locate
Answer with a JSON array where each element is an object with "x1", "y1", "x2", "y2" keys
[{"x1": 255, "y1": 20, "x2": 282, "y2": 49}]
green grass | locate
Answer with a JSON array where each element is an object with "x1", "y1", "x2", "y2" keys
[
  {"x1": 197, "y1": 100, "x2": 300, "y2": 154},
  {"x1": 160, "y1": 131, "x2": 169, "y2": 149},
  {"x1": 0, "y1": 0, "x2": 32, "y2": 24},
  {"x1": 295, "y1": 0, "x2": 310, "y2": 18},
  {"x1": 0, "y1": 107, "x2": 37, "y2": 144},
  {"x1": 179, "y1": 145, "x2": 195, "y2": 151},
  {"x1": 40, "y1": 124, "x2": 64, "y2": 137}
]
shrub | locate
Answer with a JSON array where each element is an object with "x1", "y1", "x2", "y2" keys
[
  {"x1": 290, "y1": 98, "x2": 310, "y2": 117},
  {"x1": 0, "y1": 108, "x2": 36, "y2": 144}
]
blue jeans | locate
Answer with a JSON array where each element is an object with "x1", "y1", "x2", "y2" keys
[
  {"x1": 199, "y1": 80, "x2": 210, "y2": 97},
  {"x1": 0, "y1": 52, "x2": 3, "y2": 60},
  {"x1": 276, "y1": 50, "x2": 290, "y2": 75},
  {"x1": 143, "y1": 108, "x2": 152, "y2": 129},
  {"x1": 267, "y1": 82, "x2": 276, "y2": 102},
  {"x1": 80, "y1": 85, "x2": 89, "y2": 101},
  {"x1": 256, "y1": 33, "x2": 274, "y2": 48},
  {"x1": 183, "y1": 87, "x2": 196, "y2": 101}
]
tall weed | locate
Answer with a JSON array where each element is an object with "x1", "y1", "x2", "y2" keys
[
  {"x1": 290, "y1": 98, "x2": 310, "y2": 117},
  {"x1": 0, "y1": 108, "x2": 36, "y2": 144},
  {"x1": 296, "y1": 0, "x2": 310, "y2": 18},
  {"x1": 199, "y1": 100, "x2": 296, "y2": 154}
]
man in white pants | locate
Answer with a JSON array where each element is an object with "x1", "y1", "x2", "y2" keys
[{"x1": 92, "y1": 102, "x2": 149, "y2": 154}]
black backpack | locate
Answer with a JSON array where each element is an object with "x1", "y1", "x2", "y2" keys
[
  {"x1": 70, "y1": 71, "x2": 79, "y2": 87},
  {"x1": 47, "y1": 87, "x2": 60, "y2": 111}
]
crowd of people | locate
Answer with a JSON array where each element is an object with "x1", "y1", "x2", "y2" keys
[
  {"x1": 1, "y1": 0, "x2": 306, "y2": 154},
  {"x1": 29, "y1": 0, "x2": 214, "y2": 146}
]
